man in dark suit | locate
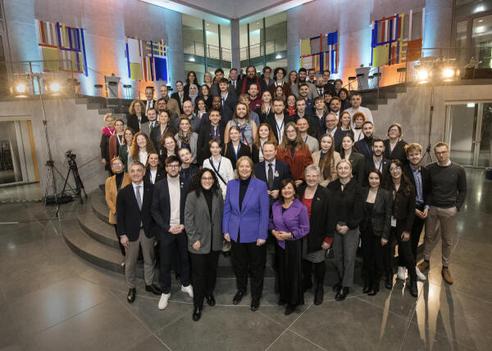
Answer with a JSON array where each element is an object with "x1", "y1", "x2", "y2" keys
[
  {"x1": 254, "y1": 141, "x2": 291, "y2": 202},
  {"x1": 210, "y1": 68, "x2": 225, "y2": 96},
  {"x1": 117, "y1": 161, "x2": 161, "y2": 303},
  {"x1": 229, "y1": 67, "x2": 242, "y2": 96},
  {"x1": 404, "y1": 143, "x2": 430, "y2": 281},
  {"x1": 151, "y1": 155, "x2": 193, "y2": 310},
  {"x1": 364, "y1": 138, "x2": 390, "y2": 186},
  {"x1": 144, "y1": 86, "x2": 157, "y2": 114},
  {"x1": 197, "y1": 109, "x2": 225, "y2": 164},
  {"x1": 266, "y1": 98, "x2": 295, "y2": 144},
  {"x1": 355, "y1": 121, "x2": 375, "y2": 160},
  {"x1": 171, "y1": 80, "x2": 187, "y2": 114},
  {"x1": 144, "y1": 153, "x2": 165, "y2": 185},
  {"x1": 217, "y1": 78, "x2": 237, "y2": 123}
]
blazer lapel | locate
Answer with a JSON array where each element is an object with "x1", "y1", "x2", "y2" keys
[
  {"x1": 199, "y1": 194, "x2": 211, "y2": 220},
  {"x1": 129, "y1": 184, "x2": 141, "y2": 213}
]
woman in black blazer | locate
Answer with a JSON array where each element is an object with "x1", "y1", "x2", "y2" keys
[
  {"x1": 384, "y1": 123, "x2": 408, "y2": 163},
  {"x1": 360, "y1": 170, "x2": 392, "y2": 296},
  {"x1": 340, "y1": 134, "x2": 365, "y2": 184},
  {"x1": 384, "y1": 160, "x2": 418, "y2": 297},
  {"x1": 223, "y1": 126, "x2": 251, "y2": 169},
  {"x1": 327, "y1": 159, "x2": 364, "y2": 301},
  {"x1": 299, "y1": 165, "x2": 332, "y2": 305},
  {"x1": 185, "y1": 169, "x2": 224, "y2": 321}
]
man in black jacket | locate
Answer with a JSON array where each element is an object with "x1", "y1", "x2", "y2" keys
[
  {"x1": 152, "y1": 156, "x2": 193, "y2": 310},
  {"x1": 117, "y1": 161, "x2": 161, "y2": 303},
  {"x1": 364, "y1": 138, "x2": 390, "y2": 186},
  {"x1": 355, "y1": 121, "x2": 375, "y2": 160}
]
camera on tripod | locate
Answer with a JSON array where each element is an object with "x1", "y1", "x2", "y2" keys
[{"x1": 65, "y1": 150, "x2": 76, "y2": 161}]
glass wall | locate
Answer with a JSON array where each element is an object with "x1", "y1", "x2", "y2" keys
[
  {"x1": 454, "y1": 0, "x2": 492, "y2": 67},
  {"x1": 239, "y1": 12, "x2": 287, "y2": 70},
  {"x1": 182, "y1": 15, "x2": 231, "y2": 83}
]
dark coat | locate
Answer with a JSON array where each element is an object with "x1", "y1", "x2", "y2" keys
[
  {"x1": 151, "y1": 177, "x2": 186, "y2": 237},
  {"x1": 116, "y1": 182, "x2": 154, "y2": 241},
  {"x1": 384, "y1": 139, "x2": 408, "y2": 163},
  {"x1": 327, "y1": 178, "x2": 364, "y2": 230},
  {"x1": 360, "y1": 187, "x2": 393, "y2": 240}
]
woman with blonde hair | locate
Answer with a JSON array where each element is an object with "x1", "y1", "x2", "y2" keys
[{"x1": 311, "y1": 133, "x2": 341, "y2": 187}]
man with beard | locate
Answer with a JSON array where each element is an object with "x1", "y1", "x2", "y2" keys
[{"x1": 354, "y1": 121, "x2": 375, "y2": 160}]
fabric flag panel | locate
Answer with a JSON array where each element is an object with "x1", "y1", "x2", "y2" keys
[
  {"x1": 126, "y1": 38, "x2": 168, "y2": 82},
  {"x1": 300, "y1": 39, "x2": 311, "y2": 56},
  {"x1": 36, "y1": 19, "x2": 87, "y2": 75}
]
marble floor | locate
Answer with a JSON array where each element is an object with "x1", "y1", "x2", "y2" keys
[{"x1": 0, "y1": 169, "x2": 491, "y2": 351}]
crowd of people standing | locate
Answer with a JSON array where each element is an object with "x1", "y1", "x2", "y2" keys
[{"x1": 100, "y1": 65, "x2": 467, "y2": 321}]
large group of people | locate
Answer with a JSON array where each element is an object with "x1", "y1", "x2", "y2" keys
[{"x1": 100, "y1": 65, "x2": 467, "y2": 322}]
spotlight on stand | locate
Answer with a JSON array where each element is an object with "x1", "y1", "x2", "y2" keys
[
  {"x1": 441, "y1": 66, "x2": 459, "y2": 81},
  {"x1": 11, "y1": 80, "x2": 29, "y2": 97},
  {"x1": 46, "y1": 80, "x2": 63, "y2": 95},
  {"x1": 415, "y1": 66, "x2": 430, "y2": 84}
]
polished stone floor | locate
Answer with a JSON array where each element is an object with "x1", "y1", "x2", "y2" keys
[{"x1": 1, "y1": 169, "x2": 491, "y2": 351}]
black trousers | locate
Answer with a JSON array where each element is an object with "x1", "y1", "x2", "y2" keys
[
  {"x1": 406, "y1": 204, "x2": 426, "y2": 262},
  {"x1": 277, "y1": 240, "x2": 304, "y2": 307},
  {"x1": 231, "y1": 240, "x2": 266, "y2": 300},
  {"x1": 190, "y1": 251, "x2": 220, "y2": 308},
  {"x1": 159, "y1": 232, "x2": 191, "y2": 293},
  {"x1": 360, "y1": 228, "x2": 384, "y2": 290},
  {"x1": 113, "y1": 224, "x2": 126, "y2": 257},
  {"x1": 384, "y1": 226, "x2": 416, "y2": 282}
]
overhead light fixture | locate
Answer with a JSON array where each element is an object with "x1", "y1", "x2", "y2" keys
[
  {"x1": 467, "y1": 103, "x2": 475, "y2": 108},
  {"x1": 474, "y1": 5, "x2": 485, "y2": 13},
  {"x1": 189, "y1": 56, "x2": 195, "y2": 62},
  {"x1": 275, "y1": 53, "x2": 282, "y2": 59},
  {"x1": 475, "y1": 26, "x2": 486, "y2": 33}
]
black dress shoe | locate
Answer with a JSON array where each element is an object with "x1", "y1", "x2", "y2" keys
[
  {"x1": 385, "y1": 274, "x2": 393, "y2": 290},
  {"x1": 232, "y1": 290, "x2": 245, "y2": 305},
  {"x1": 363, "y1": 284, "x2": 371, "y2": 294},
  {"x1": 206, "y1": 295, "x2": 216, "y2": 307},
  {"x1": 314, "y1": 285, "x2": 324, "y2": 305},
  {"x1": 408, "y1": 281, "x2": 418, "y2": 297},
  {"x1": 145, "y1": 284, "x2": 162, "y2": 295},
  {"x1": 332, "y1": 281, "x2": 342, "y2": 292},
  {"x1": 284, "y1": 304, "x2": 296, "y2": 315},
  {"x1": 250, "y1": 298, "x2": 260, "y2": 311},
  {"x1": 127, "y1": 288, "x2": 136, "y2": 303},
  {"x1": 367, "y1": 289, "x2": 378, "y2": 296},
  {"x1": 192, "y1": 306, "x2": 202, "y2": 321},
  {"x1": 335, "y1": 287, "x2": 349, "y2": 301}
]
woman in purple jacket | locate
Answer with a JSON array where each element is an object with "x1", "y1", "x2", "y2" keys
[
  {"x1": 223, "y1": 156, "x2": 270, "y2": 311},
  {"x1": 270, "y1": 179, "x2": 310, "y2": 315}
]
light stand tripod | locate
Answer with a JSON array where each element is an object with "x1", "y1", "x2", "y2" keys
[{"x1": 422, "y1": 83, "x2": 435, "y2": 165}]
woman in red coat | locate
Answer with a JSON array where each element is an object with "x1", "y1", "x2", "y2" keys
[{"x1": 276, "y1": 122, "x2": 313, "y2": 186}]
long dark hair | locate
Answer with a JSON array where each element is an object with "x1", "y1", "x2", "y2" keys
[
  {"x1": 384, "y1": 159, "x2": 413, "y2": 196},
  {"x1": 189, "y1": 168, "x2": 220, "y2": 197}
]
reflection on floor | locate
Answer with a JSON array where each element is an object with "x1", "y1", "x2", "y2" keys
[
  {"x1": 0, "y1": 182, "x2": 42, "y2": 203},
  {"x1": 0, "y1": 169, "x2": 491, "y2": 351}
]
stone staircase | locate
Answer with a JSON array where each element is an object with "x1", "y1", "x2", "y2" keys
[
  {"x1": 61, "y1": 189, "x2": 275, "y2": 277},
  {"x1": 74, "y1": 96, "x2": 133, "y2": 120},
  {"x1": 355, "y1": 83, "x2": 407, "y2": 111}
]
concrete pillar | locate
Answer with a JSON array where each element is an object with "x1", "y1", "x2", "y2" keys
[
  {"x1": 286, "y1": 8, "x2": 300, "y2": 72},
  {"x1": 164, "y1": 10, "x2": 184, "y2": 83},
  {"x1": 231, "y1": 19, "x2": 240, "y2": 69},
  {"x1": 423, "y1": 0, "x2": 454, "y2": 57},
  {"x1": 3, "y1": 0, "x2": 41, "y2": 65}
]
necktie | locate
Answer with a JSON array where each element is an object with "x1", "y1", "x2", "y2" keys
[
  {"x1": 267, "y1": 163, "x2": 274, "y2": 189},
  {"x1": 222, "y1": 97, "x2": 225, "y2": 106},
  {"x1": 135, "y1": 185, "x2": 142, "y2": 210}
]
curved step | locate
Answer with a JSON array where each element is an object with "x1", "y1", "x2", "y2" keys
[
  {"x1": 62, "y1": 220, "x2": 128, "y2": 275},
  {"x1": 78, "y1": 209, "x2": 119, "y2": 248},
  {"x1": 90, "y1": 192, "x2": 110, "y2": 224}
]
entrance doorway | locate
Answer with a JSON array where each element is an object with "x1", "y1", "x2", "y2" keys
[{"x1": 445, "y1": 102, "x2": 492, "y2": 167}]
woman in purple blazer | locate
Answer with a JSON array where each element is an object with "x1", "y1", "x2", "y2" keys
[
  {"x1": 270, "y1": 179, "x2": 310, "y2": 315},
  {"x1": 223, "y1": 156, "x2": 270, "y2": 311}
]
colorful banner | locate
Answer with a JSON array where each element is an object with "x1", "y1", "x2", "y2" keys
[
  {"x1": 371, "y1": 12, "x2": 422, "y2": 66},
  {"x1": 126, "y1": 38, "x2": 168, "y2": 82},
  {"x1": 299, "y1": 31, "x2": 339, "y2": 73},
  {"x1": 36, "y1": 19, "x2": 87, "y2": 75}
]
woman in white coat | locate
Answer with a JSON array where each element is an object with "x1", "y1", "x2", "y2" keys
[{"x1": 202, "y1": 139, "x2": 235, "y2": 198}]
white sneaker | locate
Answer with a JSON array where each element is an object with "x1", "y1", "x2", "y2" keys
[
  {"x1": 397, "y1": 266, "x2": 407, "y2": 280},
  {"x1": 158, "y1": 293, "x2": 171, "y2": 310},
  {"x1": 416, "y1": 266, "x2": 427, "y2": 281},
  {"x1": 181, "y1": 284, "x2": 194, "y2": 298}
]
